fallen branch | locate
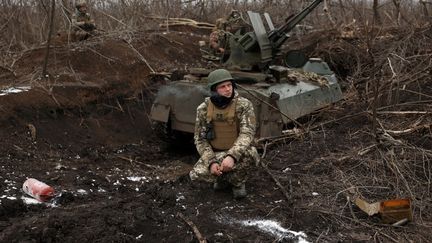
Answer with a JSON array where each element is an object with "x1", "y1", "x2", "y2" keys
[
  {"x1": 377, "y1": 111, "x2": 430, "y2": 115},
  {"x1": 145, "y1": 15, "x2": 214, "y2": 29},
  {"x1": 124, "y1": 40, "x2": 155, "y2": 74},
  {"x1": 386, "y1": 123, "x2": 431, "y2": 136},
  {"x1": 177, "y1": 212, "x2": 207, "y2": 243},
  {"x1": 260, "y1": 161, "x2": 292, "y2": 202}
]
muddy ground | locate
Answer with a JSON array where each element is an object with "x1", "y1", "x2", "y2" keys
[{"x1": 0, "y1": 26, "x2": 431, "y2": 242}]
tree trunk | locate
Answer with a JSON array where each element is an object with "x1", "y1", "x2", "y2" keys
[
  {"x1": 391, "y1": 0, "x2": 401, "y2": 25},
  {"x1": 42, "y1": 0, "x2": 55, "y2": 78},
  {"x1": 373, "y1": 0, "x2": 382, "y2": 25}
]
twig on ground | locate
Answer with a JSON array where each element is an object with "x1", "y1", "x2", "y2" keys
[
  {"x1": 260, "y1": 161, "x2": 291, "y2": 202},
  {"x1": 116, "y1": 98, "x2": 125, "y2": 113},
  {"x1": 358, "y1": 144, "x2": 378, "y2": 156},
  {"x1": 177, "y1": 212, "x2": 207, "y2": 243},
  {"x1": 385, "y1": 123, "x2": 431, "y2": 136},
  {"x1": 376, "y1": 111, "x2": 430, "y2": 115}
]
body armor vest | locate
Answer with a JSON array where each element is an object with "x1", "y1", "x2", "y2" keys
[{"x1": 206, "y1": 98, "x2": 238, "y2": 150}]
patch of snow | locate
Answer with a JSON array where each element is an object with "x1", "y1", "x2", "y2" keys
[
  {"x1": 0, "y1": 86, "x2": 31, "y2": 96},
  {"x1": 282, "y1": 167, "x2": 291, "y2": 173},
  {"x1": 312, "y1": 192, "x2": 319, "y2": 196},
  {"x1": 127, "y1": 176, "x2": 146, "y2": 182},
  {"x1": 176, "y1": 195, "x2": 185, "y2": 202},
  {"x1": 21, "y1": 196, "x2": 42, "y2": 205},
  {"x1": 240, "y1": 219, "x2": 308, "y2": 242},
  {"x1": 77, "y1": 189, "x2": 87, "y2": 195},
  {"x1": 218, "y1": 216, "x2": 309, "y2": 243}
]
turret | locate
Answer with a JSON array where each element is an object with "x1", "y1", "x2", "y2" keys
[{"x1": 223, "y1": 0, "x2": 324, "y2": 71}]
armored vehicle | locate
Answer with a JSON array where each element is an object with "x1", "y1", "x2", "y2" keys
[{"x1": 150, "y1": 0, "x2": 343, "y2": 143}]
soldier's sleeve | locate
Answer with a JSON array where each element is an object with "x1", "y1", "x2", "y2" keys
[
  {"x1": 72, "y1": 13, "x2": 85, "y2": 27},
  {"x1": 194, "y1": 101, "x2": 216, "y2": 166},
  {"x1": 209, "y1": 31, "x2": 219, "y2": 49},
  {"x1": 227, "y1": 98, "x2": 256, "y2": 162},
  {"x1": 86, "y1": 13, "x2": 95, "y2": 24},
  {"x1": 71, "y1": 13, "x2": 78, "y2": 25}
]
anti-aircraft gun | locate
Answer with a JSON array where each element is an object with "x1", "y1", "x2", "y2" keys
[
  {"x1": 150, "y1": 0, "x2": 343, "y2": 143},
  {"x1": 222, "y1": 0, "x2": 324, "y2": 71}
]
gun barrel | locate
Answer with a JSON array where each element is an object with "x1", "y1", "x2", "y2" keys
[{"x1": 270, "y1": 0, "x2": 324, "y2": 48}]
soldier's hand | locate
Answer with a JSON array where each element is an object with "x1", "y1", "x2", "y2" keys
[
  {"x1": 221, "y1": 156, "x2": 235, "y2": 172},
  {"x1": 210, "y1": 163, "x2": 222, "y2": 176}
]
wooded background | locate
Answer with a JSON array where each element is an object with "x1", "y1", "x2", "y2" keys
[{"x1": 1, "y1": 0, "x2": 431, "y2": 50}]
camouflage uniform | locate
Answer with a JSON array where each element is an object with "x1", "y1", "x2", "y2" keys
[
  {"x1": 72, "y1": 10, "x2": 95, "y2": 32},
  {"x1": 189, "y1": 92, "x2": 260, "y2": 187},
  {"x1": 209, "y1": 29, "x2": 225, "y2": 53}
]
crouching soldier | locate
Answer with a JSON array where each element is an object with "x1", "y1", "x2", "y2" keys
[
  {"x1": 189, "y1": 69, "x2": 260, "y2": 199},
  {"x1": 71, "y1": 1, "x2": 96, "y2": 41}
]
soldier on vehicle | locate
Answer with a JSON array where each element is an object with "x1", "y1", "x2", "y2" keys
[
  {"x1": 209, "y1": 18, "x2": 228, "y2": 54},
  {"x1": 208, "y1": 10, "x2": 244, "y2": 57},
  {"x1": 71, "y1": 1, "x2": 96, "y2": 40},
  {"x1": 189, "y1": 69, "x2": 260, "y2": 199}
]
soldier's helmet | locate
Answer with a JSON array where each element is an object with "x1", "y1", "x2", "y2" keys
[
  {"x1": 228, "y1": 10, "x2": 240, "y2": 20},
  {"x1": 215, "y1": 18, "x2": 226, "y2": 30},
  {"x1": 76, "y1": 1, "x2": 87, "y2": 9},
  {"x1": 207, "y1": 69, "x2": 233, "y2": 90}
]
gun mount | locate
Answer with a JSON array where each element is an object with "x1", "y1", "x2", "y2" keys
[{"x1": 223, "y1": 0, "x2": 324, "y2": 71}]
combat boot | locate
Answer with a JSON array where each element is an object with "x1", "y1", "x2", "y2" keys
[
  {"x1": 213, "y1": 179, "x2": 229, "y2": 191},
  {"x1": 232, "y1": 183, "x2": 247, "y2": 199}
]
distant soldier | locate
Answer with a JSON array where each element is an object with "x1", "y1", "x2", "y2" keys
[
  {"x1": 209, "y1": 18, "x2": 228, "y2": 54},
  {"x1": 189, "y1": 69, "x2": 260, "y2": 199},
  {"x1": 208, "y1": 10, "x2": 245, "y2": 58},
  {"x1": 71, "y1": 1, "x2": 96, "y2": 40}
]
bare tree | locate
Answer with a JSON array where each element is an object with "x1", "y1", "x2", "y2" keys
[
  {"x1": 42, "y1": 0, "x2": 55, "y2": 78},
  {"x1": 420, "y1": 0, "x2": 431, "y2": 21},
  {"x1": 373, "y1": 0, "x2": 382, "y2": 24},
  {"x1": 337, "y1": 0, "x2": 347, "y2": 23},
  {"x1": 391, "y1": 0, "x2": 402, "y2": 25},
  {"x1": 323, "y1": 0, "x2": 336, "y2": 28}
]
